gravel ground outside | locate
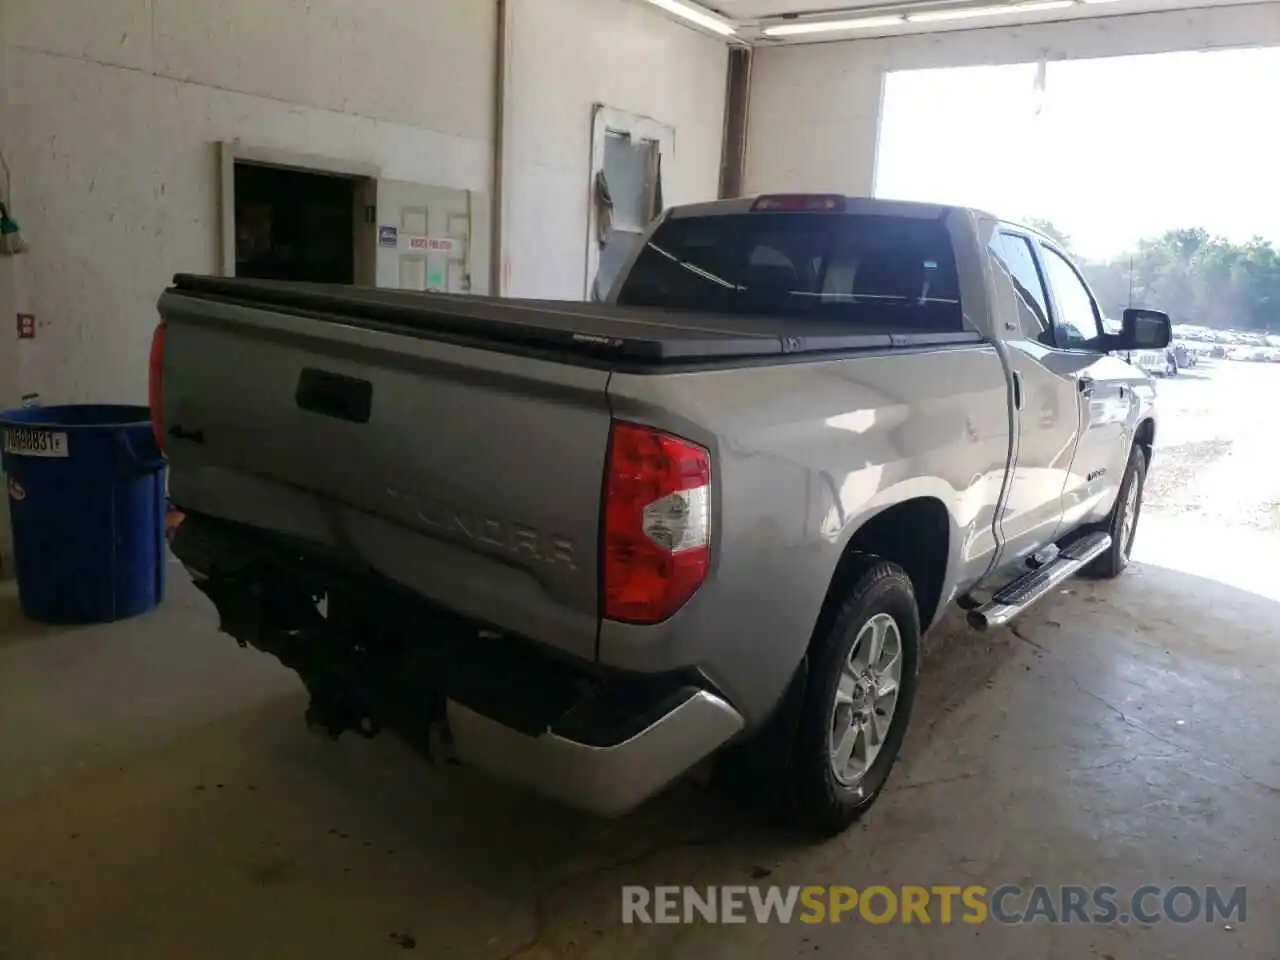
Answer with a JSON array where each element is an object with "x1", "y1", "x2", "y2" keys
[{"x1": 1143, "y1": 358, "x2": 1280, "y2": 532}]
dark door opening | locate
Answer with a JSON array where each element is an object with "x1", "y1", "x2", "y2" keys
[{"x1": 234, "y1": 163, "x2": 356, "y2": 283}]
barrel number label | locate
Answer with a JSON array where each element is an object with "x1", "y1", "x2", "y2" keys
[{"x1": 3, "y1": 427, "x2": 69, "y2": 459}]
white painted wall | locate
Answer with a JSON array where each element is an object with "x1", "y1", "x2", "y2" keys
[
  {"x1": 500, "y1": 0, "x2": 727, "y2": 299},
  {"x1": 0, "y1": 0, "x2": 727, "y2": 407},
  {"x1": 746, "y1": 2, "x2": 1280, "y2": 197},
  {"x1": 1, "y1": 0, "x2": 494, "y2": 406}
]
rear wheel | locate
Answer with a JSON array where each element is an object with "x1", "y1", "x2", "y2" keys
[
  {"x1": 786, "y1": 559, "x2": 921, "y2": 836},
  {"x1": 1084, "y1": 444, "x2": 1147, "y2": 579}
]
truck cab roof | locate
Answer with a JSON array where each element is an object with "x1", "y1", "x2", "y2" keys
[
  {"x1": 668, "y1": 195, "x2": 955, "y2": 220},
  {"x1": 666, "y1": 194, "x2": 1005, "y2": 225}
]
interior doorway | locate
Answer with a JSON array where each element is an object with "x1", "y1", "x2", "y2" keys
[
  {"x1": 218, "y1": 144, "x2": 485, "y2": 294},
  {"x1": 233, "y1": 163, "x2": 356, "y2": 284}
]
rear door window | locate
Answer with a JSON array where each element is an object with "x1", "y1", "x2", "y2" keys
[
  {"x1": 616, "y1": 213, "x2": 963, "y2": 332},
  {"x1": 989, "y1": 232, "x2": 1051, "y2": 339}
]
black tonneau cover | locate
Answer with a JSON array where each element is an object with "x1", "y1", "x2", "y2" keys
[{"x1": 168, "y1": 275, "x2": 981, "y2": 365}]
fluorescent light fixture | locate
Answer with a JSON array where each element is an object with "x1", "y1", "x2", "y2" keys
[
  {"x1": 763, "y1": 15, "x2": 906, "y2": 36},
  {"x1": 907, "y1": 0, "x2": 1072, "y2": 21},
  {"x1": 643, "y1": 0, "x2": 737, "y2": 35}
]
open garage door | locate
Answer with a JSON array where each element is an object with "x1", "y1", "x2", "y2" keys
[{"x1": 876, "y1": 47, "x2": 1280, "y2": 583}]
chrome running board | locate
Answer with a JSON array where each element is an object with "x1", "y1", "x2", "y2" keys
[{"x1": 967, "y1": 531, "x2": 1112, "y2": 631}]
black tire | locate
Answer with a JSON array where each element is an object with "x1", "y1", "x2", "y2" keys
[
  {"x1": 1084, "y1": 444, "x2": 1147, "y2": 579},
  {"x1": 786, "y1": 559, "x2": 921, "y2": 837}
]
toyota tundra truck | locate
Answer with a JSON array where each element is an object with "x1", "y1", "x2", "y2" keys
[{"x1": 154, "y1": 195, "x2": 1171, "y2": 836}]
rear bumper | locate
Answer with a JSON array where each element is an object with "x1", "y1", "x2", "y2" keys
[
  {"x1": 171, "y1": 512, "x2": 742, "y2": 815},
  {"x1": 447, "y1": 689, "x2": 742, "y2": 817}
]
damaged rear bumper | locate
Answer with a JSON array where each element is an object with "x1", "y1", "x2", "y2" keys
[
  {"x1": 445, "y1": 692, "x2": 741, "y2": 816},
  {"x1": 171, "y1": 513, "x2": 743, "y2": 816}
]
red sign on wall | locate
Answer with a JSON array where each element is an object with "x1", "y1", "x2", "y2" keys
[{"x1": 16, "y1": 313, "x2": 35, "y2": 340}]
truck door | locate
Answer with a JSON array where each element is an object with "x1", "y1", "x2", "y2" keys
[
  {"x1": 1032, "y1": 241, "x2": 1133, "y2": 533},
  {"x1": 987, "y1": 231, "x2": 1081, "y2": 567},
  {"x1": 354, "y1": 180, "x2": 478, "y2": 294}
]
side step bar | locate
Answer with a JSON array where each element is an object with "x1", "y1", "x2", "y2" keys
[{"x1": 967, "y1": 531, "x2": 1112, "y2": 631}]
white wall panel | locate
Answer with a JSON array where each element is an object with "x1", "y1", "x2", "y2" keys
[
  {"x1": 0, "y1": 0, "x2": 728, "y2": 405},
  {"x1": 501, "y1": 0, "x2": 727, "y2": 298}
]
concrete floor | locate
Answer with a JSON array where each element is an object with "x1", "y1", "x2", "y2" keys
[{"x1": 2, "y1": 362, "x2": 1278, "y2": 958}]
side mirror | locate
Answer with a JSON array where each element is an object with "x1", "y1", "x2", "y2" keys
[{"x1": 1112, "y1": 308, "x2": 1172, "y2": 351}]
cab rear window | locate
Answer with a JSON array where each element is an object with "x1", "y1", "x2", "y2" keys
[{"x1": 616, "y1": 212, "x2": 962, "y2": 331}]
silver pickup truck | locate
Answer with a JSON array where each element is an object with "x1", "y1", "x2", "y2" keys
[{"x1": 155, "y1": 195, "x2": 1170, "y2": 836}]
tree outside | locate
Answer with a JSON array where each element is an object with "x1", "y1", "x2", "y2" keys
[{"x1": 1026, "y1": 218, "x2": 1280, "y2": 331}]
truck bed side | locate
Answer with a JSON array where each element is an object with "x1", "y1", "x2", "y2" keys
[{"x1": 600, "y1": 342, "x2": 1012, "y2": 723}]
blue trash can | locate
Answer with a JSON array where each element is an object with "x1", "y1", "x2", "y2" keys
[{"x1": 1, "y1": 404, "x2": 167, "y2": 623}]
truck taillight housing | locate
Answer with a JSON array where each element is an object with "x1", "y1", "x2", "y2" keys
[
  {"x1": 148, "y1": 322, "x2": 166, "y2": 453},
  {"x1": 602, "y1": 421, "x2": 711, "y2": 624}
]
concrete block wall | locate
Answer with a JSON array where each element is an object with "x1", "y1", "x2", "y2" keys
[
  {"x1": 0, "y1": 0, "x2": 727, "y2": 409},
  {"x1": 745, "y1": 43, "x2": 885, "y2": 199},
  {"x1": 500, "y1": 0, "x2": 727, "y2": 299},
  {"x1": 745, "y1": 1, "x2": 1280, "y2": 198},
  {"x1": 0, "y1": 0, "x2": 728, "y2": 577},
  {"x1": 1, "y1": 0, "x2": 496, "y2": 407}
]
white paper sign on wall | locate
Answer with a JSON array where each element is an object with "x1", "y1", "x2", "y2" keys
[{"x1": 405, "y1": 236, "x2": 456, "y2": 253}]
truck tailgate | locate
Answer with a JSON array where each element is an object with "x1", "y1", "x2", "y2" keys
[{"x1": 158, "y1": 291, "x2": 610, "y2": 661}]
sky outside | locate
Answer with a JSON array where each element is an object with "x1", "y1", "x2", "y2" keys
[{"x1": 875, "y1": 46, "x2": 1280, "y2": 261}]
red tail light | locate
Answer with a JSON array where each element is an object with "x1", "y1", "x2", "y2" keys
[
  {"x1": 148, "y1": 322, "x2": 166, "y2": 453},
  {"x1": 602, "y1": 421, "x2": 711, "y2": 624}
]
